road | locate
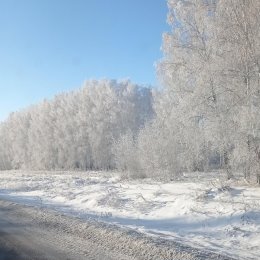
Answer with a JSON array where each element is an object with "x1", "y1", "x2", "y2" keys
[{"x1": 0, "y1": 199, "x2": 233, "y2": 260}]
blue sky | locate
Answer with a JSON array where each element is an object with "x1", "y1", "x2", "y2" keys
[{"x1": 0, "y1": 0, "x2": 169, "y2": 121}]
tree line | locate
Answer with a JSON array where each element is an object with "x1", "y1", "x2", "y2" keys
[
  {"x1": 0, "y1": 80, "x2": 153, "y2": 170},
  {"x1": 1, "y1": 0, "x2": 260, "y2": 183}
]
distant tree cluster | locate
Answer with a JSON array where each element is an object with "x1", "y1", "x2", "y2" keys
[{"x1": 0, "y1": 80, "x2": 153, "y2": 170}]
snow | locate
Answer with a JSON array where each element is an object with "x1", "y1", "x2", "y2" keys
[{"x1": 0, "y1": 170, "x2": 259, "y2": 260}]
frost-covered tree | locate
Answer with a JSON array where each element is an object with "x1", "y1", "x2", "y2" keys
[
  {"x1": 0, "y1": 121, "x2": 12, "y2": 170},
  {"x1": 125, "y1": 0, "x2": 260, "y2": 182},
  {"x1": 214, "y1": 0, "x2": 260, "y2": 180},
  {"x1": 132, "y1": 0, "x2": 218, "y2": 178},
  {"x1": 112, "y1": 130, "x2": 144, "y2": 178}
]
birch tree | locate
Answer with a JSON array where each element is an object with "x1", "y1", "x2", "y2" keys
[{"x1": 215, "y1": 0, "x2": 260, "y2": 180}]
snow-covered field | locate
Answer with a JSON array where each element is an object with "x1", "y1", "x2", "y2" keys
[{"x1": 0, "y1": 171, "x2": 259, "y2": 260}]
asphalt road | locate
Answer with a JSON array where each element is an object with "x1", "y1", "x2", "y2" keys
[
  {"x1": 0, "y1": 199, "x2": 135, "y2": 260},
  {"x1": 0, "y1": 199, "x2": 233, "y2": 260}
]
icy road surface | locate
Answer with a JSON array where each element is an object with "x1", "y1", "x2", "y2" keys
[
  {"x1": 0, "y1": 199, "x2": 233, "y2": 260},
  {"x1": 0, "y1": 200, "x2": 133, "y2": 260}
]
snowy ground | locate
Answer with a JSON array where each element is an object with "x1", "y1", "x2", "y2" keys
[{"x1": 0, "y1": 170, "x2": 259, "y2": 260}]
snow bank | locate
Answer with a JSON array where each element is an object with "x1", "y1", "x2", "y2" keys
[{"x1": 0, "y1": 170, "x2": 259, "y2": 259}]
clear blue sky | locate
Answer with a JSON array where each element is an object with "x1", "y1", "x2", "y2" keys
[{"x1": 0, "y1": 0, "x2": 169, "y2": 121}]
